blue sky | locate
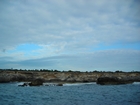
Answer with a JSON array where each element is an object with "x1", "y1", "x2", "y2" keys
[{"x1": 0, "y1": 0, "x2": 140, "y2": 71}]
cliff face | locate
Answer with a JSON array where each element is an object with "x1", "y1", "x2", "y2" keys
[{"x1": 0, "y1": 70, "x2": 140, "y2": 83}]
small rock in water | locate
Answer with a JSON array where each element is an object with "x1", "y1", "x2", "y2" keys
[
  {"x1": 56, "y1": 83, "x2": 63, "y2": 86},
  {"x1": 96, "y1": 77, "x2": 133, "y2": 85},
  {"x1": 29, "y1": 79, "x2": 44, "y2": 86},
  {"x1": 18, "y1": 83, "x2": 29, "y2": 87}
]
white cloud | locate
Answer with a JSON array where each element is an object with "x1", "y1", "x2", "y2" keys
[{"x1": 0, "y1": 0, "x2": 140, "y2": 71}]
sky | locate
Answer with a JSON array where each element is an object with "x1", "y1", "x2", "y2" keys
[{"x1": 0, "y1": 0, "x2": 140, "y2": 72}]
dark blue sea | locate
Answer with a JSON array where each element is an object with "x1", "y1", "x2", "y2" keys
[{"x1": 0, "y1": 82, "x2": 140, "y2": 105}]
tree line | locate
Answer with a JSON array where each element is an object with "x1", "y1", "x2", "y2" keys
[{"x1": 0, "y1": 68, "x2": 139, "y2": 73}]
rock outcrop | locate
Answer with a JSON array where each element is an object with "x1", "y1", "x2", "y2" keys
[
  {"x1": 29, "y1": 79, "x2": 44, "y2": 86},
  {"x1": 0, "y1": 70, "x2": 140, "y2": 84},
  {"x1": 96, "y1": 77, "x2": 133, "y2": 85}
]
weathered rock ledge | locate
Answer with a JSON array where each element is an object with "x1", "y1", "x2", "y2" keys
[
  {"x1": 0, "y1": 70, "x2": 140, "y2": 85},
  {"x1": 96, "y1": 77, "x2": 134, "y2": 85}
]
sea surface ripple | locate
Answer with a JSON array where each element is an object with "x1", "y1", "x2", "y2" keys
[{"x1": 0, "y1": 82, "x2": 140, "y2": 105}]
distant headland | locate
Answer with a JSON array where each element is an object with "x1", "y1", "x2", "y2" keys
[{"x1": 0, "y1": 69, "x2": 140, "y2": 85}]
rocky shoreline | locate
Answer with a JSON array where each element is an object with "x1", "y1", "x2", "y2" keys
[
  {"x1": 96, "y1": 77, "x2": 134, "y2": 85},
  {"x1": 0, "y1": 70, "x2": 140, "y2": 85}
]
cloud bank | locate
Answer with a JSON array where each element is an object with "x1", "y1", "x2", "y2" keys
[{"x1": 0, "y1": 0, "x2": 140, "y2": 71}]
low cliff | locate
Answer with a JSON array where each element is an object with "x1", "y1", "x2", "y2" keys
[{"x1": 0, "y1": 70, "x2": 140, "y2": 83}]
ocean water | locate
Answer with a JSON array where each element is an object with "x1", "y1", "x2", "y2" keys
[{"x1": 0, "y1": 82, "x2": 140, "y2": 105}]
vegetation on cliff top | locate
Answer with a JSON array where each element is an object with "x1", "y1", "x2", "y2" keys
[{"x1": 0, "y1": 68, "x2": 139, "y2": 73}]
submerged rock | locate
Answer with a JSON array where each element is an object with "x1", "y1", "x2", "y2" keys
[{"x1": 97, "y1": 77, "x2": 133, "y2": 85}]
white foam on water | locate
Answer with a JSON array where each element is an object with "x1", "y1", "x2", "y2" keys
[
  {"x1": 63, "y1": 82, "x2": 96, "y2": 86},
  {"x1": 16, "y1": 82, "x2": 24, "y2": 86},
  {"x1": 43, "y1": 83, "x2": 59, "y2": 86},
  {"x1": 16, "y1": 82, "x2": 30, "y2": 86},
  {"x1": 133, "y1": 82, "x2": 140, "y2": 84}
]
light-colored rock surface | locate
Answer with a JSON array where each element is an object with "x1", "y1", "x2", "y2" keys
[{"x1": 0, "y1": 70, "x2": 140, "y2": 83}]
